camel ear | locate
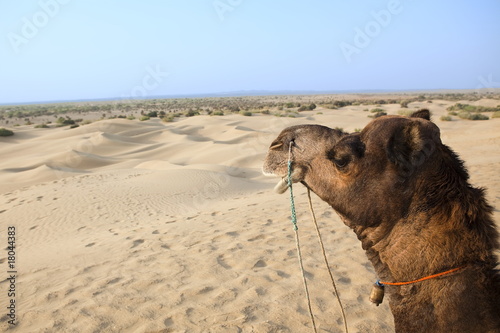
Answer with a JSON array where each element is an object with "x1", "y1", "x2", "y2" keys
[
  {"x1": 410, "y1": 109, "x2": 431, "y2": 120},
  {"x1": 387, "y1": 121, "x2": 440, "y2": 177}
]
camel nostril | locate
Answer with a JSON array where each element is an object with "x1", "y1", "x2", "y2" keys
[{"x1": 270, "y1": 141, "x2": 284, "y2": 150}]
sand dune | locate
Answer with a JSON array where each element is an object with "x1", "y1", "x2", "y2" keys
[{"x1": 0, "y1": 103, "x2": 498, "y2": 332}]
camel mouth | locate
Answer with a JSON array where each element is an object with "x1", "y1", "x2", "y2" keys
[{"x1": 262, "y1": 168, "x2": 302, "y2": 194}]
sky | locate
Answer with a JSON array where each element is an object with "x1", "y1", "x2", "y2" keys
[{"x1": 1, "y1": 0, "x2": 499, "y2": 105}]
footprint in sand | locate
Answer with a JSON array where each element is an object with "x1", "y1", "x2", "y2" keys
[
  {"x1": 253, "y1": 259, "x2": 267, "y2": 268},
  {"x1": 131, "y1": 239, "x2": 145, "y2": 248},
  {"x1": 216, "y1": 255, "x2": 231, "y2": 269},
  {"x1": 248, "y1": 234, "x2": 266, "y2": 242},
  {"x1": 164, "y1": 317, "x2": 174, "y2": 328}
]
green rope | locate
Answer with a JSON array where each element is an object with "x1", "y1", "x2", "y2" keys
[
  {"x1": 287, "y1": 159, "x2": 298, "y2": 231},
  {"x1": 287, "y1": 142, "x2": 348, "y2": 333}
]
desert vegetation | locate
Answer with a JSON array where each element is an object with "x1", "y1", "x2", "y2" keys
[
  {"x1": 1, "y1": 91, "x2": 499, "y2": 128},
  {"x1": 0, "y1": 128, "x2": 14, "y2": 136}
]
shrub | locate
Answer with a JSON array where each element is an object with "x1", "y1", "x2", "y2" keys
[
  {"x1": 369, "y1": 111, "x2": 387, "y2": 118},
  {"x1": 56, "y1": 117, "x2": 75, "y2": 126},
  {"x1": 309, "y1": 103, "x2": 317, "y2": 110},
  {"x1": 163, "y1": 115, "x2": 175, "y2": 122},
  {"x1": 397, "y1": 109, "x2": 414, "y2": 116},
  {"x1": 298, "y1": 105, "x2": 308, "y2": 111},
  {"x1": 34, "y1": 124, "x2": 49, "y2": 128},
  {"x1": 240, "y1": 111, "x2": 252, "y2": 116},
  {"x1": 492, "y1": 111, "x2": 500, "y2": 118},
  {"x1": 146, "y1": 111, "x2": 158, "y2": 118},
  {"x1": 185, "y1": 109, "x2": 199, "y2": 117},
  {"x1": 261, "y1": 110, "x2": 270, "y2": 115},
  {"x1": 212, "y1": 111, "x2": 224, "y2": 116},
  {"x1": 458, "y1": 112, "x2": 489, "y2": 120},
  {"x1": 127, "y1": 115, "x2": 136, "y2": 120},
  {"x1": 370, "y1": 108, "x2": 385, "y2": 113},
  {"x1": 0, "y1": 128, "x2": 14, "y2": 136},
  {"x1": 458, "y1": 112, "x2": 470, "y2": 120},
  {"x1": 440, "y1": 115, "x2": 452, "y2": 121},
  {"x1": 400, "y1": 100, "x2": 410, "y2": 108},
  {"x1": 353, "y1": 128, "x2": 362, "y2": 133},
  {"x1": 469, "y1": 113, "x2": 489, "y2": 120},
  {"x1": 140, "y1": 116, "x2": 150, "y2": 121},
  {"x1": 70, "y1": 124, "x2": 80, "y2": 129}
]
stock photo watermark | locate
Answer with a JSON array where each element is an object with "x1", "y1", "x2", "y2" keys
[
  {"x1": 476, "y1": 74, "x2": 500, "y2": 92},
  {"x1": 51, "y1": 64, "x2": 168, "y2": 180},
  {"x1": 339, "y1": 0, "x2": 404, "y2": 63},
  {"x1": 213, "y1": 0, "x2": 243, "y2": 21},
  {"x1": 119, "y1": 65, "x2": 170, "y2": 102},
  {"x1": 7, "y1": 0, "x2": 72, "y2": 53}
]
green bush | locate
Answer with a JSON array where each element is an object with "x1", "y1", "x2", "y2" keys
[
  {"x1": 440, "y1": 115, "x2": 452, "y2": 121},
  {"x1": 185, "y1": 109, "x2": 199, "y2": 117},
  {"x1": 0, "y1": 128, "x2": 14, "y2": 136},
  {"x1": 240, "y1": 111, "x2": 252, "y2": 116},
  {"x1": 56, "y1": 117, "x2": 75, "y2": 126},
  {"x1": 140, "y1": 116, "x2": 150, "y2": 121},
  {"x1": 70, "y1": 124, "x2": 80, "y2": 129},
  {"x1": 163, "y1": 115, "x2": 175, "y2": 122},
  {"x1": 127, "y1": 115, "x2": 136, "y2": 120},
  {"x1": 447, "y1": 103, "x2": 499, "y2": 113},
  {"x1": 400, "y1": 100, "x2": 410, "y2": 108},
  {"x1": 212, "y1": 111, "x2": 224, "y2": 116},
  {"x1": 397, "y1": 109, "x2": 414, "y2": 116},
  {"x1": 458, "y1": 112, "x2": 489, "y2": 120},
  {"x1": 469, "y1": 113, "x2": 489, "y2": 120},
  {"x1": 261, "y1": 110, "x2": 270, "y2": 115},
  {"x1": 34, "y1": 124, "x2": 49, "y2": 128},
  {"x1": 492, "y1": 111, "x2": 500, "y2": 118},
  {"x1": 369, "y1": 111, "x2": 387, "y2": 118},
  {"x1": 370, "y1": 108, "x2": 385, "y2": 113}
]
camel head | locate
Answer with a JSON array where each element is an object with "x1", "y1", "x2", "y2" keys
[
  {"x1": 263, "y1": 110, "x2": 443, "y2": 227},
  {"x1": 262, "y1": 124, "x2": 346, "y2": 194}
]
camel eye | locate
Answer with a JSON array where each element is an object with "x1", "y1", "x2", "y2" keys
[{"x1": 333, "y1": 156, "x2": 350, "y2": 169}]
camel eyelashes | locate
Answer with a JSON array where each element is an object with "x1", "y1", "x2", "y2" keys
[{"x1": 333, "y1": 156, "x2": 351, "y2": 169}]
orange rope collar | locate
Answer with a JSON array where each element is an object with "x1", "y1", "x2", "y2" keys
[{"x1": 378, "y1": 266, "x2": 465, "y2": 286}]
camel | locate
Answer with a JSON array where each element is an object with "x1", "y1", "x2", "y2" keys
[{"x1": 262, "y1": 110, "x2": 500, "y2": 332}]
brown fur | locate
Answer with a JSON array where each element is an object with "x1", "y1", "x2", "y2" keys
[{"x1": 263, "y1": 110, "x2": 500, "y2": 332}]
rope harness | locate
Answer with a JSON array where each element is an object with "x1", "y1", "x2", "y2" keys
[{"x1": 287, "y1": 142, "x2": 349, "y2": 333}]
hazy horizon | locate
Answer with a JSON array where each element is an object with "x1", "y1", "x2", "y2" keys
[{"x1": 1, "y1": 1, "x2": 499, "y2": 105}]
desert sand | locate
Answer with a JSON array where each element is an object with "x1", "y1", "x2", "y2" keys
[{"x1": 0, "y1": 100, "x2": 499, "y2": 332}]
